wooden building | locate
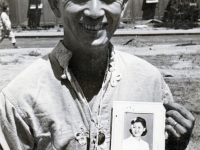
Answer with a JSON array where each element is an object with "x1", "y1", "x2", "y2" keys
[
  {"x1": 7, "y1": 0, "x2": 171, "y2": 28},
  {"x1": 7, "y1": 0, "x2": 62, "y2": 28},
  {"x1": 122, "y1": 0, "x2": 170, "y2": 22},
  {"x1": 6, "y1": 0, "x2": 199, "y2": 28}
]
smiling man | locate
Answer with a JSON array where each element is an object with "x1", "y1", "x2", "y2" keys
[{"x1": 0, "y1": 0, "x2": 195, "y2": 150}]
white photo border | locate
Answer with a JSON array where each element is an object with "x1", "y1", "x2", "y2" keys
[
  {"x1": 146, "y1": 0, "x2": 159, "y2": 3},
  {"x1": 111, "y1": 101, "x2": 166, "y2": 150}
]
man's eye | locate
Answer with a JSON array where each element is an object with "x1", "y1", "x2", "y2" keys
[
  {"x1": 101, "y1": 0, "x2": 116, "y2": 4},
  {"x1": 69, "y1": 0, "x2": 88, "y2": 4}
]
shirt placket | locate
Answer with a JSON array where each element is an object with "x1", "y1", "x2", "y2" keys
[
  {"x1": 52, "y1": 42, "x2": 121, "y2": 150},
  {"x1": 66, "y1": 66, "x2": 112, "y2": 150}
]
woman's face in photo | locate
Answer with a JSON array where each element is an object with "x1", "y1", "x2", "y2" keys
[{"x1": 131, "y1": 122, "x2": 146, "y2": 137}]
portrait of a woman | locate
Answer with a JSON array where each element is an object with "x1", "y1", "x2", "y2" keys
[{"x1": 122, "y1": 117, "x2": 150, "y2": 150}]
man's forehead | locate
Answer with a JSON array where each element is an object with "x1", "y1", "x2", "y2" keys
[{"x1": 61, "y1": 0, "x2": 125, "y2": 4}]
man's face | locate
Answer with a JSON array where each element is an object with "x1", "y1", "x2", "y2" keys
[{"x1": 61, "y1": 0, "x2": 122, "y2": 47}]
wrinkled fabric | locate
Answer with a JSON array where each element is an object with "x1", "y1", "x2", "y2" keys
[
  {"x1": 0, "y1": 12, "x2": 11, "y2": 30},
  {"x1": 0, "y1": 42, "x2": 173, "y2": 150}
]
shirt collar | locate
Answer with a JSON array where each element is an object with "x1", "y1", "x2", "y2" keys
[
  {"x1": 51, "y1": 40, "x2": 72, "y2": 71},
  {"x1": 130, "y1": 136, "x2": 142, "y2": 142},
  {"x1": 50, "y1": 41, "x2": 121, "y2": 84},
  {"x1": 51, "y1": 40, "x2": 114, "y2": 71}
]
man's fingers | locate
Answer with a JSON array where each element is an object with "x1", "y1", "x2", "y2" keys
[
  {"x1": 166, "y1": 110, "x2": 194, "y2": 129},
  {"x1": 165, "y1": 125, "x2": 181, "y2": 138},
  {"x1": 164, "y1": 100, "x2": 195, "y2": 121},
  {"x1": 166, "y1": 117, "x2": 187, "y2": 135}
]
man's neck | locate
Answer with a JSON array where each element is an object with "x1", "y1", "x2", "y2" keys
[
  {"x1": 63, "y1": 38, "x2": 109, "y2": 78},
  {"x1": 132, "y1": 136, "x2": 142, "y2": 141},
  {"x1": 63, "y1": 40, "x2": 110, "y2": 103}
]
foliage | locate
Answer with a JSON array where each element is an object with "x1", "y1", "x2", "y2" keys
[{"x1": 162, "y1": 0, "x2": 200, "y2": 29}]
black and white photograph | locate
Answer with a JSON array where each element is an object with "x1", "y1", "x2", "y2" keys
[
  {"x1": 0, "y1": 0, "x2": 198, "y2": 149},
  {"x1": 123, "y1": 114, "x2": 153, "y2": 150},
  {"x1": 111, "y1": 102, "x2": 166, "y2": 150},
  {"x1": 146, "y1": 0, "x2": 159, "y2": 3}
]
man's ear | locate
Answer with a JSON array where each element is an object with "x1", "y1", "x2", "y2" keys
[{"x1": 48, "y1": 0, "x2": 61, "y2": 18}]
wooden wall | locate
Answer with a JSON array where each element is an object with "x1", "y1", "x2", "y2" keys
[
  {"x1": 7, "y1": 0, "x2": 62, "y2": 28},
  {"x1": 7, "y1": 0, "x2": 175, "y2": 27},
  {"x1": 122, "y1": 0, "x2": 170, "y2": 23}
]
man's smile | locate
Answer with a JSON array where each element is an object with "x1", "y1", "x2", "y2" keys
[{"x1": 80, "y1": 23, "x2": 106, "y2": 31}]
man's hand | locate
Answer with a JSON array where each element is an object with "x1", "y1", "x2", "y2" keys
[{"x1": 164, "y1": 100, "x2": 195, "y2": 150}]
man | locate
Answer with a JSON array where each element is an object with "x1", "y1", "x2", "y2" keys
[
  {"x1": 0, "y1": 0, "x2": 195, "y2": 150},
  {"x1": 27, "y1": 0, "x2": 42, "y2": 29}
]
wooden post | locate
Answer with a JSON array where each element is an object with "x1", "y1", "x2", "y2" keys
[
  {"x1": 17, "y1": 0, "x2": 23, "y2": 31},
  {"x1": 130, "y1": 0, "x2": 135, "y2": 23}
]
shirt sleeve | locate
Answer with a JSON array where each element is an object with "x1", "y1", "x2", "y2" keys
[
  {"x1": 0, "y1": 93, "x2": 34, "y2": 150},
  {"x1": 1, "y1": 12, "x2": 11, "y2": 30},
  {"x1": 161, "y1": 77, "x2": 174, "y2": 102}
]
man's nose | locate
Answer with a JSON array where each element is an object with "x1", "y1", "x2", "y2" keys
[{"x1": 84, "y1": 0, "x2": 105, "y2": 19}]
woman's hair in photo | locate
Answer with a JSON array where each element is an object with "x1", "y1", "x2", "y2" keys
[{"x1": 129, "y1": 116, "x2": 148, "y2": 136}]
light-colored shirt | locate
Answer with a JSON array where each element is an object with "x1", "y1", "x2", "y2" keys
[
  {"x1": 0, "y1": 41, "x2": 173, "y2": 150},
  {"x1": 0, "y1": 12, "x2": 11, "y2": 30},
  {"x1": 122, "y1": 136, "x2": 149, "y2": 150}
]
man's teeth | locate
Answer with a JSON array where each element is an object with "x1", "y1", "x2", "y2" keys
[{"x1": 83, "y1": 24, "x2": 103, "y2": 30}]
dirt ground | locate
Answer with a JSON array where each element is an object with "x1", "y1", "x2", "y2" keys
[{"x1": 0, "y1": 39, "x2": 200, "y2": 149}]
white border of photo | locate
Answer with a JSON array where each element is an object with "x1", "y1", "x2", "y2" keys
[
  {"x1": 111, "y1": 101, "x2": 166, "y2": 150},
  {"x1": 146, "y1": 0, "x2": 159, "y2": 3}
]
